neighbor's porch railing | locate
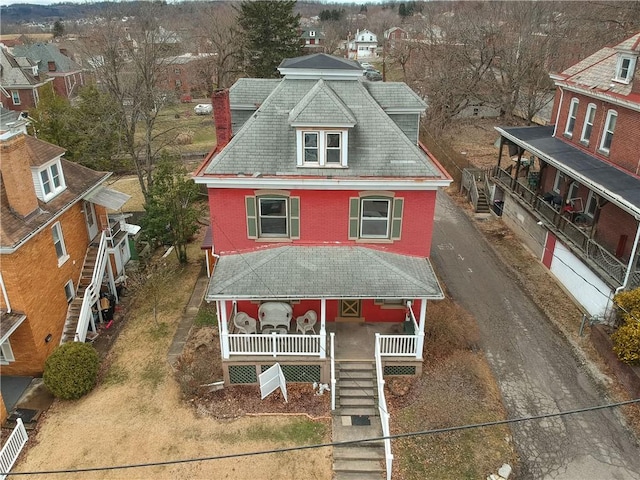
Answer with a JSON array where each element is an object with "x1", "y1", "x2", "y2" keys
[
  {"x1": 378, "y1": 302, "x2": 421, "y2": 358},
  {"x1": 330, "y1": 332, "x2": 336, "y2": 411},
  {"x1": 375, "y1": 334, "x2": 393, "y2": 480},
  {"x1": 75, "y1": 231, "x2": 109, "y2": 343},
  {"x1": 493, "y1": 167, "x2": 640, "y2": 288},
  {"x1": 0, "y1": 418, "x2": 28, "y2": 480}
]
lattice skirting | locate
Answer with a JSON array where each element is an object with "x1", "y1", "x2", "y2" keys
[
  {"x1": 384, "y1": 365, "x2": 416, "y2": 376},
  {"x1": 225, "y1": 361, "x2": 328, "y2": 385}
]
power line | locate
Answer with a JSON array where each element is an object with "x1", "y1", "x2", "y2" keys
[{"x1": 5, "y1": 398, "x2": 639, "y2": 477}]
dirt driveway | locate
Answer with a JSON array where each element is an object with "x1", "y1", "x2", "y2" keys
[{"x1": 13, "y1": 238, "x2": 331, "y2": 480}]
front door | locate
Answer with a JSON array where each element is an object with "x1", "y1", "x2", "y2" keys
[
  {"x1": 339, "y1": 299, "x2": 362, "y2": 321},
  {"x1": 84, "y1": 201, "x2": 98, "y2": 240}
]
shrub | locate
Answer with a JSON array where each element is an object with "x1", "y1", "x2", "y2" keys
[
  {"x1": 611, "y1": 319, "x2": 640, "y2": 365},
  {"x1": 613, "y1": 288, "x2": 640, "y2": 324},
  {"x1": 43, "y1": 342, "x2": 100, "y2": 400}
]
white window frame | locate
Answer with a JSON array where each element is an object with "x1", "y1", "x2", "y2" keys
[
  {"x1": 297, "y1": 130, "x2": 348, "y2": 167},
  {"x1": 0, "y1": 340, "x2": 15, "y2": 365},
  {"x1": 553, "y1": 170, "x2": 565, "y2": 194},
  {"x1": 599, "y1": 110, "x2": 617, "y2": 154},
  {"x1": 584, "y1": 191, "x2": 598, "y2": 218},
  {"x1": 64, "y1": 280, "x2": 75, "y2": 303},
  {"x1": 11, "y1": 91, "x2": 21, "y2": 105},
  {"x1": 614, "y1": 55, "x2": 636, "y2": 83},
  {"x1": 580, "y1": 103, "x2": 596, "y2": 144},
  {"x1": 309, "y1": 31, "x2": 315, "y2": 37},
  {"x1": 360, "y1": 198, "x2": 391, "y2": 239},
  {"x1": 52, "y1": 222, "x2": 69, "y2": 266},
  {"x1": 38, "y1": 159, "x2": 66, "y2": 201},
  {"x1": 564, "y1": 98, "x2": 579, "y2": 136},
  {"x1": 258, "y1": 197, "x2": 288, "y2": 238},
  {"x1": 567, "y1": 181, "x2": 579, "y2": 201}
]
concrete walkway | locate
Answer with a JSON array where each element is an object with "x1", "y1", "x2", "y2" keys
[{"x1": 167, "y1": 265, "x2": 209, "y2": 367}]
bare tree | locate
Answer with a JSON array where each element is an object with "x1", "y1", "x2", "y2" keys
[{"x1": 84, "y1": 3, "x2": 184, "y2": 200}]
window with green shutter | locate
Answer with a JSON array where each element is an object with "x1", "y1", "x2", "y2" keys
[
  {"x1": 245, "y1": 196, "x2": 258, "y2": 239},
  {"x1": 351, "y1": 195, "x2": 403, "y2": 241},
  {"x1": 246, "y1": 194, "x2": 298, "y2": 239},
  {"x1": 290, "y1": 197, "x2": 300, "y2": 239},
  {"x1": 348, "y1": 197, "x2": 360, "y2": 239},
  {"x1": 391, "y1": 198, "x2": 403, "y2": 239}
]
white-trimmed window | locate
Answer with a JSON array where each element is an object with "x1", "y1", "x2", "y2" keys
[
  {"x1": 567, "y1": 181, "x2": 579, "y2": 201},
  {"x1": 599, "y1": 110, "x2": 617, "y2": 153},
  {"x1": 580, "y1": 103, "x2": 596, "y2": 144},
  {"x1": 564, "y1": 98, "x2": 579, "y2": 136},
  {"x1": 11, "y1": 91, "x2": 20, "y2": 105},
  {"x1": 245, "y1": 194, "x2": 300, "y2": 240},
  {"x1": 38, "y1": 159, "x2": 66, "y2": 201},
  {"x1": 64, "y1": 280, "x2": 75, "y2": 303},
  {"x1": 309, "y1": 31, "x2": 316, "y2": 37},
  {"x1": 614, "y1": 55, "x2": 636, "y2": 83},
  {"x1": 553, "y1": 171, "x2": 566, "y2": 194},
  {"x1": 0, "y1": 341, "x2": 15, "y2": 365},
  {"x1": 348, "y1": 195, "x2": 404, "y2": 240},
  {"x1": 298, "y1": 130, "x2": 348, "y2": 167},
  {"x1": 52, "y1": 222, "x2": 69, "y2": 265},
  {"x1": 585, "y1": 191, "x2": 598, "y2": 217}
]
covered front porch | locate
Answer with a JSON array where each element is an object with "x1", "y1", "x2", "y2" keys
[{"x1": 207, "y1": 246, "x2": 444, "y2": 384}]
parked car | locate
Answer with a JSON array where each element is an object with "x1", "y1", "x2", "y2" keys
[
  {"x1": 365, "y1": 71, "x2": 383, "y2": 82},
  {"x1": 359, "y1": 62, "x2": 373, "y2": 69},
  {"x1": 194, "y1": 104, "x2": 213, "y2": 115}
]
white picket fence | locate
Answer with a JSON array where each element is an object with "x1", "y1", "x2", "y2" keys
[
  {"x1": 374, "y1": 334, "x2": 393, "y2": 480},
  {"x1": 0, "y1": 418, "x2": 28, "y2": 480}
]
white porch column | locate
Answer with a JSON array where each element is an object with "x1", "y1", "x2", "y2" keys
[
  {"x1": 107, "y1": 255, "x2": 118, "y2": 303},
  {"x1": 319, "y1": 298, "x2": 326, "y2": 359},
  {"x1": 416, "y1": 298, "x2": 427, "y2": 359},
  {"x1": 219, "y1": 300, "x2": 230, "y2": 359}
]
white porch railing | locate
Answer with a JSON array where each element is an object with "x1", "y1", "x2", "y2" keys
[
  {"x1": 75, "y1": 231, "x2": 108, "y2": 343},
  {"x1": 227, "y1": 332, "x2": 323, "y2": 357},
  {"x1": 0, "y1": 418, "x2": 28, "y2": 480},
  {"x1": 330, "y1": 332, "x2": 336, "y2": 411},
  {"x1": 378, "y1": 334, "x2": 417, "y2": 357},
  {"x1": 375, "y1": 334, "x2": 393, "y2": 480}
]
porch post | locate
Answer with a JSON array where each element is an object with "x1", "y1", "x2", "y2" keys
[
  {"x1": 621, "y1": 220, "x2": 640, "y2": 290},
  {"x1": 219, "y1": 300, "x2": 230, "y2": 359},
  {"x1": 416, "y1": 298, "x2": 427, "y2": 359},
  {"x1": 106, "y1": 256, "x2": 118, "y2": 303},
  {"x1": 319, "y1": 298, "x2": 326, "y2": 359}
]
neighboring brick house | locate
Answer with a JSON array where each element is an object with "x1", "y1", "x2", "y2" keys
[
  {"x1": 0, "y1": 110, "x2": 134, "y2": 420},
  {"x1": 489, "y1": 32, "x2": 640, "y2": 317},
  {"x1": 384, "y1": 27, "x2": 409, "y2": 43},
  {"x1": 12, "y1": 43, "x2": 85, "y2": 100},
  {"x1": 158, "y1": 53, "x2": 215, "y2": 100},
  {"x1": 300, "y1": 28, "x2": 325, "y2": 52},
  {"x1": 0, "y1": 46, "x2": 54, "y2": 112},
  {"x1": 194, "y1": 54, "x2": 451, "y2": 386}
]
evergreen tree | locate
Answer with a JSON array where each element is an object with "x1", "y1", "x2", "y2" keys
[
  {"x1": 237, "y1": 0, "x2": 301, "y2": 78},
  {"x1": 52, "y1": 20, "x2": 64, "y2": 38}
]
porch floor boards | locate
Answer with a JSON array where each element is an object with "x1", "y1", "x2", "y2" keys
[{"x1": 328, "y1": 322, "x2": 402, "y2": 360}]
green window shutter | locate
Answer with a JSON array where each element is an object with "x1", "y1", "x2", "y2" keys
[
  {"x1": 349, "y1": 197, "x2": 360, "y2": 239},
  {"x1": 391, "y1": 197, "x2": 404, "y2": 240},
  {"x1": 245, "y1": 196, "x2": 257, "y2": 239},
  {"x1": 290, "y1": 197, "x2": 300, "y2": 239}
]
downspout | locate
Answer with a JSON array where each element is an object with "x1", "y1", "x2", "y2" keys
[
  {"x1": 552, "y1": 87, "x2": 564, "y2": 138},
  {"x1": 0, "y1": 272, "x2": 11, "y2": 313}
]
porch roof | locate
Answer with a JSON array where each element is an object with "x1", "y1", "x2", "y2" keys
[
  {"x1": 206, "y1": 246, "x2": 444, "y2": 300},
  {"x1": 497, "y1": 125, "x2": 640, "y2": 218},
  {"x1": 0, "y1": 310, "x2": 27, "y2": 344}
]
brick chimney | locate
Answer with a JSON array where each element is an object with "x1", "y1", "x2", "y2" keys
[
  {"x1": 212, "y1": 89, "x2": 232, "y2": 150},
  {"x1": 1, "y1": 134, "x2": 40, "y2": 217}
]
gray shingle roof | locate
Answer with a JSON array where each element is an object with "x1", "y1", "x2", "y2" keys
[
  {"x1": 229, "y1": 78, "x2": 281, "y2": 108},
  {"x1": 206, "y1": 245, "x2": 443, "y2": 300},
  {"x1": 205, "y1": 77, "x2": 443, "y2": 178},
  {"x1": 288, "y1": 79, "x2": 356, "y2": 126},
  {"x1": 364, "y1": 82, "x2": 426, "y2": 110},
  {"x1": 12, "y1": 43, "x2": 82, "y2": 74},
  {"x1": 279, "y1": 53, "x2": 361, "y2": 70},
  {"x1": 0, "y1": 48, "x2": 42, "y2": 88}
]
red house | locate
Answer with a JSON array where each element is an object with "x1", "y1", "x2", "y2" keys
[
  {"x1": 194, "y1": 54, "x2": 451, "y2": 387},
  {"x1": 0, "y1": 46, "x2": 54, "y2": 112},
  {"x1": 490, "y1": 32, "x2": 640, "y2": 317}
]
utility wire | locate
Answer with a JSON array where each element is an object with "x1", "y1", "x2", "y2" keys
[{"x1": 5, "y1": 398, "x2": 639, "y2": 477}]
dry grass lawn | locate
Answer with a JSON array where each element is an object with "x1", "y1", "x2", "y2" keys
[{"x1": 14, "y1": 236, "x2": 331, "y2": 479}]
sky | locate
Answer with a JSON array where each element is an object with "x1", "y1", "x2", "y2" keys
[{"x1": 1, "y1": 0, "x2": 372, "y2": 7}]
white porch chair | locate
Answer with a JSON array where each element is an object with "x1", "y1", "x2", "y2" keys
[
  {"x1": 296, "y1": 310, "x2": 317, "y2": 334},
  {"x1": 233, "y1": 312, "x2": 257, "y2": 334}
]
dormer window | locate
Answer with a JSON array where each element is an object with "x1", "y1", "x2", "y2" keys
[
  {"x1": 297, "y1": 130, "x2": 348, "y2": 167},
  {"x1": 36, "y1": 159, "x2": 66, "y2": 201},
  {"x1": 309, "y1": 31, "x2": 315, "y2": 37},
  {"x1": 614, "y1": 55, "x2": 636, "y2": 83}
]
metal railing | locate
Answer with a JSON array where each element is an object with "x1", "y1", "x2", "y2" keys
[
  {"x1": 330, "y1": 332, "x2": 336, "y2": 411},
  {"x1": 0, "y1": 419, "x2": 28, "y2": 480},
  {"x1": 75, "y1": 231, "x2": 108, "y2": 343},
  {"x1": 375, "y1": 334, "x2": 393, "y2": 480}
]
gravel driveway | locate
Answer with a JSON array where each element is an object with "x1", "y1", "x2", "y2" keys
[{"x1": 432, "y1": 192, "x2": 640, "y2": 480}]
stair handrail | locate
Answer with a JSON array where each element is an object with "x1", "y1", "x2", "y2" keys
[
  {"x1": 75, "y1": 232, "x2": 108, "y2": 342},
  {"x1": 374, "y1": 333, "x2": 393, "y2": 480},
  {"x1": 330, "y1": 332, "x2": 336, "y2": 411}
]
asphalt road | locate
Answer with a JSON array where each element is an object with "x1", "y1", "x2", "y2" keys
[{"x1": 431, "y1": 192, "x2": 640, "y2": 480}]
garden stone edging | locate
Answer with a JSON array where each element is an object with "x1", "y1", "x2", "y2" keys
[{"x1": 590, "y1": 324, "x2": 640, "y2": 399}]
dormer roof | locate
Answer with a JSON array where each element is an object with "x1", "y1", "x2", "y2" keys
[
  {"x1": 278, "y1": 53, "x2": 363, "y2": 80},
  {"x1": 289, "y1": 79, "x2": 356, "y2": 127}
]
